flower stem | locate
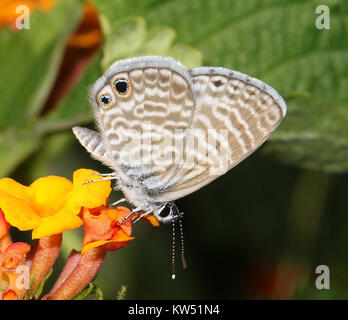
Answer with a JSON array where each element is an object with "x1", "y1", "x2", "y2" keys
[
  {"x1": 46, "y1": 249, "x2": 81, "y2": 297},
  {"x1": 43, "y1": 247, "x2": 106, "y2": 300},
  {"x1": 29, "y1": 233, "x2": 62, "y2": 297}
]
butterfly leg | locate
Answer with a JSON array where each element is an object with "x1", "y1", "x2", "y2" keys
[
  {"x1": 109, "y1": 198, "x2": 127, "y2": 207},
  {"x1": 132, "y1": 210, "x2": 153, "y2": 224},
  {"x1": 117, "y1": 207, "x2": 144, "y2": 225},
  {"x1": 91, "y1": 172, "x2": 117, "y2": 177},
  {"x1": 83, "y1": 176, "x2": 118, "y2": 185}
]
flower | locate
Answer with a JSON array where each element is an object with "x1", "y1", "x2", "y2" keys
[
  {"x1": 0, "y1": 209, "x2": 11, "y2": 252},
  {"x1": 1, "y1": 242, "x2": 31, "y2": 299},
  {"x1": 0, "y1": 167, "x2": 160, "y2": 299},
  {"x1": 132, "y1": 212, "x2": 160, "y2": 227},
  {"x1": 28, "y1": 234, "x2": 62, "y2": 296},
  {"x1": 0, "y1": 209, "x2": 10, "y2": 239},
  {"x1": 43, "y1": 205, "x2": 149, "y2": 300},
  {"x1": 1, "y1": 242, "x2": 31, "y2": 272},
  {"x1": 46, "y1": 249, "x2": 81, "y2": 297},
  {"x1": 0, "y1": 0, "x2": 56, "y2": 30},
  {"x1": 81, "y1": 206, "x2": 135, "y2": 254},
  {"x1": 0, "y1": 169, "x2": 112, "y2": 239},
  {"x1": 43, "y1": 247, "x2": 107, "y2": 300},
  {"x1": 1, "y1": 289, "x2": 17, "y2": 300},
  {"x1": 81, "y1": 205, "x2": 160, "y2": 254}
]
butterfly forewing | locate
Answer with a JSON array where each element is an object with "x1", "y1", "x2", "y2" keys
[{"x1": 91, "y1": 57, "x2": 196, "y2": 192}]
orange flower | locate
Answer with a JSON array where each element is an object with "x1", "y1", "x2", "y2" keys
[
  {"x1": 0, "y1": 209, "x2": 12, "y2": 253},
  {"x1": 0, "y1": 169, "x2": 112, "y2": 239},
  {"x1": 1, "y1": 289, "x2": 17, "y2": 300},
  {"x1": 0, "y1": 209, "x2": 10, "y2": 239},
  {"x1": 43, "y1": 204, "x2": 159, "y2": 299},
  {"x1": 81, "y1": 205, "x2": 160, "y2": 254},
  {"x1": 1, "y1": 242, "x2": 31, "y2": 272},
  {"x1": 0, "y1": 0, "x2": 56, "y2": 30},
  {"x1": 132, "y1": 212, "x2": 160, "y2": 227},
  {"x1": 1, "y1": 242, "x2": 31, "y2": 298},
  {"x1": 81, "y1": 206, "x2": 134, "y2": 254}
]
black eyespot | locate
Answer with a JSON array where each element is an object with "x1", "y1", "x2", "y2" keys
[
  {"x1": 213, "y1": 80, "x2": 222, "y2": 87},
  {"x1": 159, "y1": 204, "x2": 171, "y2": 218},
  {"x1": 99, "y1": 94, "x2": 111, "y2": 107},
  {"x1": 114, "y1": 79, "x2": 129, "y2": 96}
]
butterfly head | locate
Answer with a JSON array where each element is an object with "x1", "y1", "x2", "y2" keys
[{"x1": 153, "y1": 202, "x2": 182, "y2": 224}]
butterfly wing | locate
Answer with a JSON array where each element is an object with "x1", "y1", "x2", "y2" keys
[
  {"x1": 72, "y1": 126, "x2": 119, "y2": 169},
  {"x1": 155, "y1": 67, "x2": 287, "y2": 202},
  {"x1": 89, "y1": 56, "x2": 196, "y2": 192}
]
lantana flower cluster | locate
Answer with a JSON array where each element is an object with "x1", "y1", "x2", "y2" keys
[{"x1": 0, "y1": 169, "x2": 158, "y2": 300}]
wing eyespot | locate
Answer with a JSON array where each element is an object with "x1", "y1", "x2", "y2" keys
[
  {"x1": 112, "y1": 78, "x2": 131, "y2": 98},
  {"x1": 97, "y1": 94, "x2": 112, "y2": 109}
]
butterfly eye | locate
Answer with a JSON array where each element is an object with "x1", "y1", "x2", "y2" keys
[
  {"x1": 159, "y1": 204, "x2": 171, "y2": 218},
  {"x1": 98, "y1": 94, "x2": 112, "y2": 109},
  {"x1": 113, "y1": 78, "x2": 131, "y2": 97}
]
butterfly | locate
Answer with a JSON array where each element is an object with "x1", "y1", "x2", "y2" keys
[{"x1": 73, "y1": 56, "x2": 287, "y2": 225}]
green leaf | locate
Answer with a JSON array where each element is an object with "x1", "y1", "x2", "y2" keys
[
  {"x1": 168, "y1": 43, "x2": 202, "y2": 69},
  {"x1": 0, "y1": 0, "x2": 84, "y2": 130},
  {"x1": 0, "y1": 125, "x2": 40, "y2": 176},
  {"x1": 0, "y1": 0, "x2": 84, "y2": 176},
  {"x1": 137, "y1": 25, "x2": 176, "y2": 56},
  {"x1": 72, "y1": 282, "x2": 104, "y2": 300},
  {"x1": 116, "y1": 284, "x2": 127, "y2": 300},
  {"x1": 22, "y1": 277, "x2": 36, "y2": 300},
  {"x1": 94, "y1": 285, "x2": 104, "y2": 300},
  {"x1": 99, "y1": 15, "x2": 203, "y2": 71},
  {"x1": 101, "y1": 16, "x2": 147, "y2": 70},
  {"x1": 48, "y1": 12, "x2": 203, "y2": 135},
  {"x1": 33, "y1": 268, "x2": 53, "y2": 299},
  {"x1": 73, "y1": 282, "x2": 95, "y2": 300},
  {"x1": 45, "y1": 53, "x2": 103, "y2": 124},
  {"x1": 25, "y1": 132, "x2": 75, "y2": 179}
]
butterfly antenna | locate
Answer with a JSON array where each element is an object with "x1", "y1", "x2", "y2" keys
[
  {"x1": 171, "y1": 220, "x2": 176, "y2": 280},
  {"x1": 179, "y1": 218, "x2": 187, "y2": 269}
]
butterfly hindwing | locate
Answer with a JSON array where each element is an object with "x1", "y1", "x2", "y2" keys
[{"x1": 155, "y1": 67, "x2": 287, "y2": 202}]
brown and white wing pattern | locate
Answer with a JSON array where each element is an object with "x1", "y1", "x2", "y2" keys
[
  {"x1": 156, "y1": 67, "x2": 287, "y2": 202},
  {"x1": 90, "y1": 57, "x2": 196, "y2": 192}
]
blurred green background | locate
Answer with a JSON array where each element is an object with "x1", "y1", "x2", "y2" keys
[{"x1": 1, "y1": 0, "x2": 348, "y2": 299}]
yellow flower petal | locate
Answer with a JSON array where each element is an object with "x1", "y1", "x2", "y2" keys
[
  {"x1": 32, "y1": 211, "x2": 83, "y2": 239},
  {"x1": 0, "y1": 178, "x2": 33, "y2": 202},
  {"x1": 0, "y1": 169, "x2": 112, "y2": 239},
  {"x1": 30, "y1": 176, "x2": 73, "y2": 216},
  {"x1": 0, "y1": 192, "x2": 40, "y2": 231},
  {"x1": 68, "y1": 169, "x2": 112, "y2": 210}
]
